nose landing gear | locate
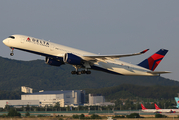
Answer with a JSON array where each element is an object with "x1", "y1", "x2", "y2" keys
[{"x1": 10, "y1": 48, "x2": 14, "y2": 56}]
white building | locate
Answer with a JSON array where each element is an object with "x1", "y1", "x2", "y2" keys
[
  {"x1": 21, "y1": 90, "x2": 85, "y2": 107},
  {"x1": 89, "y1": 94, "x2": 105, "y2": 105},
  {"x1": 21, "y1": 86, "x2": 33, "y2": 93},
  {"x1": 88, "y1": 94, "x2": 115, "y2": 106},
  {"x1": 0, "y1": 100, "x2": 39, "y2": 108}
]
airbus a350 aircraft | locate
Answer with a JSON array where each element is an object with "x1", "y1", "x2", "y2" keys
[{"x1": 2, "y1": 34, "x2": 171, "y2": 75}]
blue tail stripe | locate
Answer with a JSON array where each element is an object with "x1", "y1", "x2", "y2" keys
[
  {"x1": 156, "y1": 49, "x2": 168, "y2": 56},
  {"x1": 138, "y1": 59, "x2": 149, "y2": 69},
  {"x1": 151, "y1": 58, "x2": 163, "y2": 70}
]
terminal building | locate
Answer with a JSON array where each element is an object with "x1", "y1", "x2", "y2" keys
[
  {"x1": 0, "y1": 90, "x2": 85, "y2": 108},
  {"x1": 21, "y1": 90, "x2": 85, "y2": 107},
  {"x1": 0, "y1": 90, "x2": 114, "y2": 108}
]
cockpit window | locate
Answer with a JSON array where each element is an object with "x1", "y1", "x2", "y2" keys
[{"x1": 8, "y1": 36, "x2": 15, "y2": 39}]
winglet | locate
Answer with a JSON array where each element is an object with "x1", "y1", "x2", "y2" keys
[{"x1": 140, "y1": 49, "x2": 149, "y2": 54}]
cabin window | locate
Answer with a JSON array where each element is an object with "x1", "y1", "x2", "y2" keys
[{"x1": 8, "y1": 36, "x2": 15, "y2": 39}]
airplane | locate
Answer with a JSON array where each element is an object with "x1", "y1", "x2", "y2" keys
[
  {"x1": 141, "y1": 104, "x2": 157, "y2": 113},
  {"x1": 167, "y1": 97, "x2": 179, "y2": 113},
  {"x1": 2, "y1": 34, "x2": 171, "y2": 75},
  {"x1": 175, "y1": 97, "x2": 179, "y2": 108},
  {"x1": 154, "y1": 103, "x2": 175, "y2": 113}
]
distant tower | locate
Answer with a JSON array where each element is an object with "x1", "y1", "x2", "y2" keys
[{"x1": 21, "y1": 86, "x2": 33, "y2": 93}]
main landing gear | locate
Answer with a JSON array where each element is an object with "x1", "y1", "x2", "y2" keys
[
  {"x1": 71, "y1": 70, "x2": 91, "y2": 75},
  {"x1": 10, "y1": 48, "x2": 14, "y2": 56},
  {"x1": 71, "y1": 65, "x2": 91, "y2": 75}
]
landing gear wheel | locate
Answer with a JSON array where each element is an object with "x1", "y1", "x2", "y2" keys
[
  {"x1": 86, "y1": 71, "x2": 91, "y2": 74},
  {"x1": 10, "y1": 53, "x2": 14, "y2": 56},
  {"x1": 81, "y1": 70, "x2": 86, "y2": 74},
  {"x1": 71, "y1": 71, "x2": 76, "y2": 75},
  {"x1": 10, "y1": 48, "x2": 14, "y2": 56},
  {"x1": 76, "y1": 71, "x2": 81, "y2": 75},
  {"x1": 71, "y1": 71, "x2": 82, "y2": 75}
]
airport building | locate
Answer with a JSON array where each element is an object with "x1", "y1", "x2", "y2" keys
[
  {"x1": 88, "y1": 94, "x2": 115, "y2": 106},
  {"x1": 21, "y1": 86, "x2": 33, "y2": 93},
  {"x1": 21, "y1": 90, "x2": 85, "y2": 107},
  {"x1": 0, "y1": 100, "x2": 39, "y2": 108},
  {"x1": 89, "y1": 94, "x2": 105, "y2": 105},
  {"x1": 0, "y1": 90, "x2": 114, "y2": 108}
]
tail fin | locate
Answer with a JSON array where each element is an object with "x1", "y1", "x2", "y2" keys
[
  {"x1": 138, "y1": 49, "x2": 168, "y2": 71},
  {"x1": 154, "y1": 103, "x2": 161, "y2": 110},
  {"x1": 141, "y1": 104, "x2": 147, "y2": 110},
  {"x1": 175, "y1": 97, "x2": 179, "y2": 108}
]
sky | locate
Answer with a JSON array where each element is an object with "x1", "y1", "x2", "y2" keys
[{"x1": 0, "y1": 0, "x2": 179, "y2": 81}]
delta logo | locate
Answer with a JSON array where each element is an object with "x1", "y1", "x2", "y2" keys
[
  {"x1": 26, "y1": 37, "x2": 49, "y2": 47},
  {"x1": 27, "y1": 37, "x2": 30, "y2": 41}
]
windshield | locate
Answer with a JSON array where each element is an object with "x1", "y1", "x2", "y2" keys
[{"x1": 8, "y1": 36, "x2": 15, "y2": 39}]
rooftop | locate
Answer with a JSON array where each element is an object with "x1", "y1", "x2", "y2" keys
[{"x1": 23, "y1": 90, "x2": 82, "y2": 95}]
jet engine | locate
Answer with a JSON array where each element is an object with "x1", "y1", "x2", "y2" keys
[
  {"x1": 45, "y1": 57, "x2": 63, "y2": 66},
  {"x1": 63, "y1": 53, "x2": 82, "y2": 65}
]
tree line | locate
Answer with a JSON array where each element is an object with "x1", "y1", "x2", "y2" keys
[
  {"x1": 0, "y1": 56, "x2": 178, "y2": 91},
  {"x1": 0, "y1": 84, "x2": 178, "y2": 102}
]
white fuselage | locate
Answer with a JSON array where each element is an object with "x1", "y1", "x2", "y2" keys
[
  {"x1": 142, "y1": 109, "x2": 176, "y2": 113},
  {"x1": 171, "y1": 109, "x2": 179, "y2": 113},
  {"x1": 155, "y1": 109, "x2": 172, "y2": 113},
  {"x1": 3, "y1": 34, "x2": 156, "y2": 76},
  {"x1": 141, "y1": 109, "x2": 157, "y2": 113}
]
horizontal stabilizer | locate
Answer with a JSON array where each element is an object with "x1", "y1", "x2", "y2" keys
[{"x1": 147, "y1": 71, "x2": 171, "y2": 74}]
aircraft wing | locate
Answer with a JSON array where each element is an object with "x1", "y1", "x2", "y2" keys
[{"x1": 83, "y1": 49, "x2": 149, "y2": 61}]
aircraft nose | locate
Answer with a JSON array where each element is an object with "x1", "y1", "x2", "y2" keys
[{"x1": 2, "y1": 39, "x2": 8, "y2": 45}]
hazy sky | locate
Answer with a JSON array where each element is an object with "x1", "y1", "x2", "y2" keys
[{"x1": 0, "y1": 1, "x2": 178, "y2": 81}]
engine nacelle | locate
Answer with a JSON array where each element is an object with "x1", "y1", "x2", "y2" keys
[
  {"x1": 45, "y1": 57, "x2": 63, "y2": 66},
  {"x1": 63, "y1": 53, "x2": 82, "y2": 65}
]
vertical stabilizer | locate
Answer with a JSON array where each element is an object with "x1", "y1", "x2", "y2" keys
[
  {"x1": 175, "y1": 97, "x2": 179, "y2": 108},
  {"x1": 138, "y1": 49, "x2": 168, "y2": 71},
  {"x1": 154, "y1": 103, "x2": 161, "y2": 110},
  {"x1": 141, "y1": 104, "x2": 147, "y2": 110}
]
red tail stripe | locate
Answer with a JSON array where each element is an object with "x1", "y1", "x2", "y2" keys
[
  {"x1": 141, "y1": 104, "x2": 147, "y2": 110},
  {"x1": 153, "y1": 60, "x2": 161, "y2": 71},
  {"x1": 148, "y1": 54, "x2": 164, "y2": 70},
  {"x1": 155, "y1": 104, "x2": 161, "y2": 110}
]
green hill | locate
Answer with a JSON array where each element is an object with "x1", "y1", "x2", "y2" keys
[
  {"x1": 0, "y1": 56, "x2": 178, "y2": 92},
  {"x1": 85, "y1": 84, "x2": 179, "y2": 100}
]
